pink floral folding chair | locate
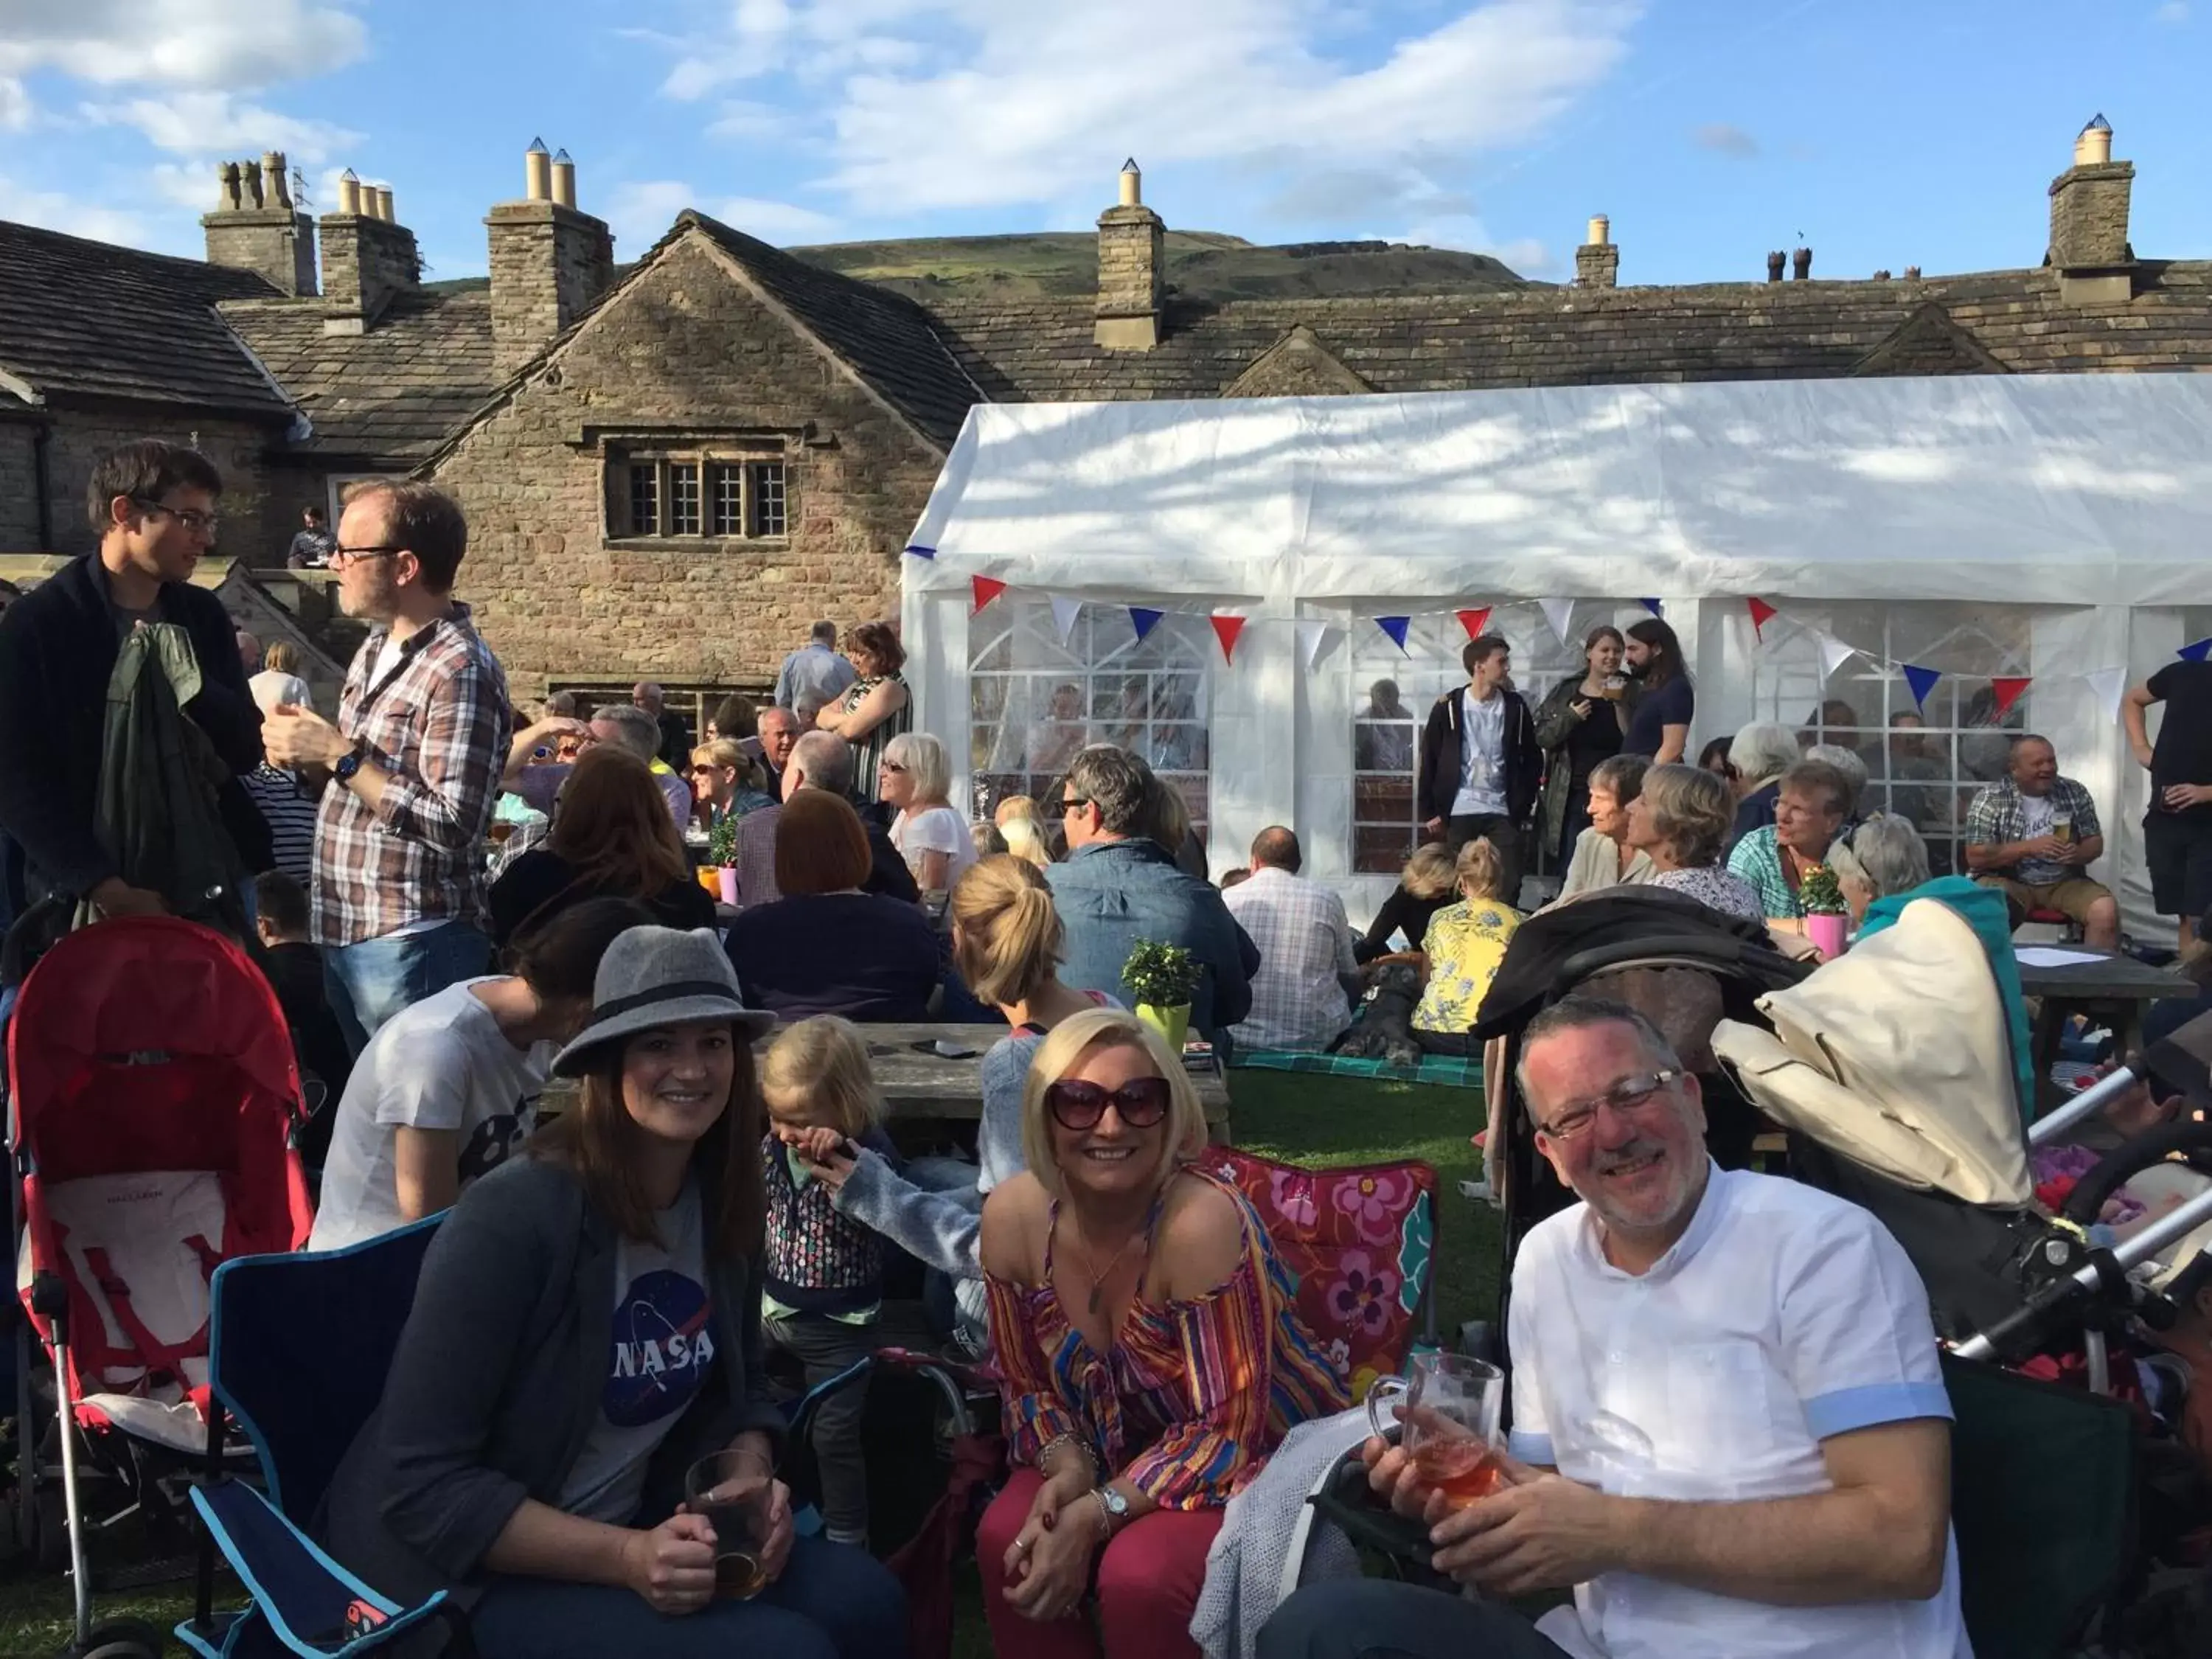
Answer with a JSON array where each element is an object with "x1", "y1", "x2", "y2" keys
[{"x1": 1200, "y1": 1147, "x2": 1439, "y2": 1397}]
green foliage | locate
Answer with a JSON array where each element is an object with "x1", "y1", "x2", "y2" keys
[
  {"x1": 708, "y1": 813, "x2": 740, "y2": 867},
  {"x1": 1798, "y1": 863, "x2": 1846, "y2": 915},
  {"x1": 1121, "y1": 939, "x2": 1200, "y2": 1008}
]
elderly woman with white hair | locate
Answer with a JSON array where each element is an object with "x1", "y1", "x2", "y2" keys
[
  {"x1": 880, "y1": 731, "x2": 975, "y2": 893},
  {"x1": 1846, "y1": 813, "x2": 2036, "y2": 1121},
  {"x1": 1725, "y1": 720, "x2": 1801, "y2": 850}
]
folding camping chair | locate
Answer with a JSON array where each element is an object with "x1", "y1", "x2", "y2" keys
[{"x1": 176, "y1": 1218, "x2": 464, "y2": 1659}]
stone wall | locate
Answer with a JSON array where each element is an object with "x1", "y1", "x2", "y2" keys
[
  {"x1": 33, "y1": 408, "x2": 287, "y2": 563},
  {"x1": 487, "y1": 201, "x2": 616, "y2": 376},
  {"x1": 319, "y1": 214, "x2": 420, "y2": 327},
  {"x1": 430, "y1": 232, "x2": 944, "y2": 697},
  {"x1": 0, "y1": 422, "x2": 43, "y2": 549},
  {"x1": 2050, "y1": 163, "x2": 2134, "y2": 268}
]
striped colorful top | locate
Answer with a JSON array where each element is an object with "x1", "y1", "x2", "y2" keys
[{"x1": 984, "y1": 1170, "x2": 1349, "y2": 1510}]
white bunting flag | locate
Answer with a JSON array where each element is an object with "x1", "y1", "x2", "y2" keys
[
  {"x1": 1049, "y1": 594, "x2": 1083, "y2": 646},
  {"x1": 1298, "y1": 619, "x2": 1335, "y2": 672},
  {"x1": 1538, "y1": 597, "x2": 1576, "y2": 647},
  {"x1": 2084, "y1": 667, "x2": 2128, "y2": 726},
  {"x1": 1815, "y1": 631, "x2": 1859, "y2": 680}
]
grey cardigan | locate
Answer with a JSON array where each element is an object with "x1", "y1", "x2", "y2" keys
[{"x1": 320, "y1": 1155, "x2": 785, "y2": 1608}]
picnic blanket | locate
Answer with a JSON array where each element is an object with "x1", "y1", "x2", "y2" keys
[{"x1": 1231, "y1": 1048, "x2": 1484, "y2": 1088}]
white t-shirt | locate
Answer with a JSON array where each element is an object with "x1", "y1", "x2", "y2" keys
[
  {"x1": 308, "y1": 979, "x2": 551, "y2": 1251},
  {"x1": 1452, "y1": 689, "x2": 1509, "y2": 817},
  {"x1": 559, "y1": 1183, "x2": 716, "y2": 1524},
  {"x1": 891, "y1": 804, "x2": 978, "y2": 891},
  {"x1": 2019, "y1": 793, "x2": 2055, "y2": 841},
  {"x1": 1507, "y1": 1165, "x2": 1969, "y2": 1659}
]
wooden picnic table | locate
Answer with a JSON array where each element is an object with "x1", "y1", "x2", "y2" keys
[
  {"x1": 540, "y1": 1021, "x2": 1234, "y2": 1141},
  {"x1": 2019, "y1": 950, "x2": 2196, "y2": 1113}
]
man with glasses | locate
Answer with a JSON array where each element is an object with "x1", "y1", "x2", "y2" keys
[
  {"x1": 0, "y1": 439, "x2": 267, "y2": 920},
  {"x1": 262, "y1": 481, "x2": 509, "y2": 1054},
  {"x1": 1262, "y1": 998, "x2": 1964, "y2": 1659}
]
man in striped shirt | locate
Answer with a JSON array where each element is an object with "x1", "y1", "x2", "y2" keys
[{"x1": 262, "y1": 482, "x2": 509, "y2": 1055}]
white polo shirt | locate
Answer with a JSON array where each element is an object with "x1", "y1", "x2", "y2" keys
[{"x1": 1506, "y1": 1164, "x2": 1971, "y2": 1659}]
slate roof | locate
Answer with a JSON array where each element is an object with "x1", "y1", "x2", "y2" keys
[
  {"x1": 221, "y1": 290, "x2": 498, "y2": 459},
  {"x1": 680, "y1": 212, "x2": 981, "y2": 448},
  {"x1": 921, "y1": 262, "x2": 2212, "y2": 405},
  {"x1": 0, "y1": 218, "x2": 292, "y2": 417}
]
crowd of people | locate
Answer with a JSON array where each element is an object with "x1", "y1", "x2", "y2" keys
[{"x1": 8, "y1": 437, "x2": 2212, "y2": 1659}]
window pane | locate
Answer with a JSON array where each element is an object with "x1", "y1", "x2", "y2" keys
[
  {"x1": 627, "y1": 463, "x2": 658, "y2": 536},
  {"x1": 669, "y1": 463, "x2": 701, "y2": 535},
  {"x1": 709, "y1": 464, "x2": 742, "y2": 536},
  {"x1": 751, "y1": 462, "x2": 787, "y2": 537}
]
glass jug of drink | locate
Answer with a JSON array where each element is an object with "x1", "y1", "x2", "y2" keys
[{"x1": 1366, "y1": 1352, "x2": 1506, "y2": 1508}]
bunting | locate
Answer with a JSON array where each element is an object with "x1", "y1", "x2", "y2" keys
[
  {"x1": 1050, "y1": 594, "x2": 1084, "y2": 645},
  {"x1": 1638, "y1": 599, "x2": 1665, "y2": 616},
  {"x1": 1298, "y1": 619, "x2": 1334, "y2": 672},
  {"x1": 1746, "y1": 597, "x2": 1778, "y2": 641},
  {"x1": 2183, "y1": 638, "x2": 2212, "y2": 664},
  {"x1": 1815, "y1": 633, "x2": 1859, "y2": 679},
  {"x1": 902, "y1": 543, "x2": 936, "y2": 560},
  {"x1": 1374, "y1": 616, "x2": 1412, "y2": 655},
  {"x1": 1210, "y1": 613, "x2": 1247, "y2": 665},
  {"x1": 970, "y1": 575, "x2": 1006, "y2": 614},
  {"x1": 1992, "y1": 676, "x2": 2034, "y2": 717},
  {"x1": 1901, "y1": 664, "x2": 1942, "y2": 711},
  {"x1": 2084, "y1": 667, "x2": 2128, "y2": 726},
  {"x1": 1454, "y1": 607, "x2": 1493, "y2": 640},
  {"x1": 1128, "y1": 606, "x2": 1165, "y2": 642},
  {"x1": 1538, "y1": 598, "x2": 1576, "y2": 647}
]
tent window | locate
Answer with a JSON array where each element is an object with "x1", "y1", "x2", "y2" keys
[
  {"x1": 1747, "y1": 602, "x2": 2043, "y2": 878},
  {"x1": 970, "y1": 599, "x2": 1212, "y2": 845},
  {"x1": 1349, "y1": 608, "x2": 1593, "y2": 875}
]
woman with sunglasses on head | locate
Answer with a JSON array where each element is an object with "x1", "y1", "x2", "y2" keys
[
  {"x1": 975, "y1": 1008, "x2": 1347, "y2": 1659},
  {"x1": 321, "y1": 925, "x2": 908, "y2": 1659}
]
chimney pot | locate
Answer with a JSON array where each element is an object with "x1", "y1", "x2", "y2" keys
[
  {"x1": 378, "y1": 186, "x2": 396, "y2": 222},
  {"x1": 262, "y1": 151, "x2": 291, "y2": 209},
  {"x1": 1585, "y1": 214, "x2": 1610, "y2": 247},
  {"x1": 526, "y1": 140, "x2": 553, "y2": 202},
  {"x1": 204, "y1": 153, "x2": 316, "y2": 295},
  {"x1": 1791, "y1": 246, "x2": 1812, "y2": 280},
  {"x1": 243, "y1": 161, "x2": 265, "y2": 209},
  {"x1": 1904, "y1": 265, "x2": 1921, "y2": 282},
  {"x1": 336, "y1": 170, "x2": 361, "y2": 215},
  {"x1": 551, "y1": 147, "x2": 577, "y2": 209},
  {"x1": 1118, "y1": 158, "x2": 1141, "y2": 208},
  {"x1": 218, "y1": 160, "x2": 242, "y2": 211},
  {"x1": 1765, "y1": 250, "x2": 1785, "y2": 282},
  {"x1": 1574, "y1": 221, "x2": 1620, "y2": 289},
  {"x1": 1096, "y1": 164, "x2": 1164, "y2": 349},
  {"x1": 2075, "y1": 114, "x2": 2112, "y2": 167}
]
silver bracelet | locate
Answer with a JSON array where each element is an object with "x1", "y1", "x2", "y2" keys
[{"x1": 1034, "y1": 1430, "x2": 1095, "y2": 1479}]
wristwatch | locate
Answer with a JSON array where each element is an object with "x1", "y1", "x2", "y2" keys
[
  {"x1": 333, "y1": 742, "x2": 366, "y2": 783},
  {"x1": 1089, "y1": 1485, "x2": 1130, "y2": 1536}
]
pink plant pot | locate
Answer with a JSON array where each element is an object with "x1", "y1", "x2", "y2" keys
[
  {"x1": 1806, "y1": 912, "x2": 1848, "y2": 960},
  {"x1": 717, "y1": 867, "x2": 740, "y2": 906}
]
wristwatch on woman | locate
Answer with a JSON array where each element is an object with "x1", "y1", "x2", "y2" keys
[{"x1": 1089, "y1": 1485, "x2": 1130, "y2": 1538}]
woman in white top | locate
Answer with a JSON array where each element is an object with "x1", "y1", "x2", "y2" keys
[
  {"x1": 1555, "y1": 753, "x2": 1658, "y2": 902},
  {"x1": 881, "y1": 731, "x2": 976, "y2": 893}
]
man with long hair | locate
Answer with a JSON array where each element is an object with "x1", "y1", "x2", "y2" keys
[{"x1": 1623, "y1": 617, "x2": 1694, "y2": 765}]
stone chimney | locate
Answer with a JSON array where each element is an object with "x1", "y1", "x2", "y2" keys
[
  {"x1": 1095, "y1": 159, "x2": 1164, "y2": 352},
  {"x1": 201, "y1": 151, "x2": 316, "y2": 297},
  {"x1": 486, "y1": 139, "x2": 616, "y2": 377},
  {"x1": 1765, "y1": 250, "x2": 1785, "y2": 282},
  {"x1": 2048, "y1": 114, "x2": 2134, "y2": 304},
  {"x1": 1791, "y1": 246, "x2": 1812, "y2": 280},
  {"x1": 319, "y1": 167, "x2": 421, "y2": 334},
  {"x1": 1573, "y1": 215, "x2": 1618, "y2": 289}
]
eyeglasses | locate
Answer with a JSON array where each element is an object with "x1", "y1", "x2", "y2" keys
[
  {"x1": 1045, "y1": 1077, "x2": 1172, "y2": 1132},
  {"x1": 1060, "y1": 796, "x2": 1091, "y2": 816},
  {"x1": 880, "y1": 760, "x2": 908, "y2": 775},
  {"x1": 330, "y1": 545, "x2": 405, "y2": 568},
  {"x1": 1534, "y1": 1070, "x2": 1682, "y2": 1142},
  {"x1": 132, "y1": 499, "x2": 219, "y2": 536}
]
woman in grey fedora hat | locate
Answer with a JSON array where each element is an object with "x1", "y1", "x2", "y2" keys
[{"x1": 321, "y1": 925, "x2": 908, "y2": 1659}]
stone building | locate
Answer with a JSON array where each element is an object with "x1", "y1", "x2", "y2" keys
[{"x1": 1, "y1": 120, "x2": 2208, "y2": 715}]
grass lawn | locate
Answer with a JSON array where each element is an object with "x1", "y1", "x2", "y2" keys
[{"x1": 0, "y1": 1072, "x2": 1498, "y2": 1656}]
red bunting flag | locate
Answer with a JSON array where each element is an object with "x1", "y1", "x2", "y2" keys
[
  {"x1": 1454, "y1": 608, "x2": 1492, "y2": 641},
  {"x1": 1991, "y1": 676, "x2": 2033, "y2": 717},
  {"x1": 970, "y1": 576, "x2": 1006, "y2": 614},
  {"x1": 1746, "y1": 597, "x2": 1778, "y2": 641},
  {"x1": 1210, "y1": 614, "x2": 1247, "y2": 665}
]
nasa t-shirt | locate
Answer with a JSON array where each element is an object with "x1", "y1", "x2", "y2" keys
[
  {"x1": 307, "y1": 978, "x2": 549, "y2": 1251},
  {"x1": 560, "y1": 1183, "x2": 717, "y2": 1524}
]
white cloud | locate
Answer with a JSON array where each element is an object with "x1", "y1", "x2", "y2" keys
[
  {"x1": 0, "y1": 170, "x2": 150, "y2": 245},
  {"x1": 1692, "y1": 122, "x2": 1758, "y2": 159},
  {"x1": 651, "y1": 0, "x2": 1640, "y2": 217},
  {"x1": 86, "y1": 91, "x2": 359, "y2": 162},
  {"x1": 0, "y1": 77, "x2": 32, "y2": 131},
  {"x1": 0, "y1": 0, "x2": 368, "y2": 88},
  {"x1": 2154, "y1": 1, "x2": 2189, "y2": 22},
  {"x1": 604, "y1": 178, "x2": 841, "y2": 249}
]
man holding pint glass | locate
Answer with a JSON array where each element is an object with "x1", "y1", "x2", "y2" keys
[
  {"x1": 1261, "y1": 1000, "x2": 1964, "y2": 1659},
  {"x1": 1963, "y1": 733, "x2": 2119, "y2": 950}
]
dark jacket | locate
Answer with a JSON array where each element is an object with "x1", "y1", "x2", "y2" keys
[
  {"x1": 1529, "y1": 675, "x2": 1637, "y2": 860},
  {"x1": 726, "y1": 892, "x2": 941, "y2": 1022},
  {"x1": 486, "y1": 849, "x2": 717, "y2": 949},
  {"x1": 1416, "y1": 686, "x2": 1543, "y2": 828},
  {"x1": 1046, "y1": 838, "x2": 1260, "y2": 1040},
  {"x1": 319, "y1": 1155, "x2": 784, "y2": 1608},
  {"x1": 0, "y1": 554, "x2": 265, "y2": 900}
]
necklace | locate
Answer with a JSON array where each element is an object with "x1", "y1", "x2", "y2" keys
[{"x1": 1071, "y1": 1221, "x2": 1148, "y2": 1315}]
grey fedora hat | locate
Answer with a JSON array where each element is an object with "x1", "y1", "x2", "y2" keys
[{"x1": 552, "y1": 925, "x2": 776, "y2": 1077}]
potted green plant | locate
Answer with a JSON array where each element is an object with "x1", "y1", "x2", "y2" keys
[
  {"x1": 1798, "y1": 863, "x2": 1847, "y2": 959},
  {"x1": 1121, "y1": 939, "x2": 1200, "y2": 1054},
  {"x1": 708, "y1": 815, "x2": 740, "y2": 905}
]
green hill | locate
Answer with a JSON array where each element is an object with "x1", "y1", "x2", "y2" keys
[{"x1": 787, "y1": 232, "x2": 1534, "y2": 302}]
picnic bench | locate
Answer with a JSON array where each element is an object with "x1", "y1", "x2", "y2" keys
[
  {"x1": 2018, "y1": 950, "x2": 2196, "y2": 1112},
  {"x1": 540, "y1": 1020, "x2": 1234, "y2": 1141}
]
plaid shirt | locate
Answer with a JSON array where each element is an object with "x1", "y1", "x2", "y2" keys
[
  {"x1": 1223, "y1": 866, "x2": 1357, "y2": 1051},
  {"x1": 1964, "y1": 774, "x2": 2101, "y2": 887},
  {"x1": 311, "y1": 602, "x2": 510, "y2": 947}
]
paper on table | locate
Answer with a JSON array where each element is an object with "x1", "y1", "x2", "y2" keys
[{"x1": 2015, "y1": 946, "x2": 2107, "y2": 968}]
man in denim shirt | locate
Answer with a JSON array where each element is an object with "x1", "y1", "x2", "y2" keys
[{"x1": 1046, "y1": 747, "x2": 1258, "y2": 1051}]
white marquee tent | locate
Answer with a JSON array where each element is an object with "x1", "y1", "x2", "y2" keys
[{"x1": 901, "y1": 373, "x2": 2212, "y2": 936}]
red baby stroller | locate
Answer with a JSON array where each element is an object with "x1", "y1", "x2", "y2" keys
[{"x1": 8, "y1": 917, "x2": 313, "y2": 1658}]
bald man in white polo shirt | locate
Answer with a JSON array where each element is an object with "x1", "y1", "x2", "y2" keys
[{"x1": 1261, "y1": 997, "x2": 1966, "y2": 1659}]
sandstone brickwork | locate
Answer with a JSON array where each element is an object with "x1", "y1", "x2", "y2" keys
[{"x1": 485, "y1": 200, "x2": 615, "y2": 377}]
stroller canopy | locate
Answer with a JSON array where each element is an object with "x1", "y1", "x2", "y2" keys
[{"x1": 1713, "y1": 897, "x2": 2031, "y2": 1208}]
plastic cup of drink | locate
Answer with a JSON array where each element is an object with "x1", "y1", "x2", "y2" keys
[
  {"x1": 1365, "y1": 1353, "x2": 1506, "y2": 1510},
  {"x1": 686, "y1": 1447, "x2": 773, "y2": 1600}
]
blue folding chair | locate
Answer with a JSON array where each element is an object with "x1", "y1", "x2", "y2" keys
[{"x1": 177, "y1": 1219, "x2": 468, "y2": 1659}]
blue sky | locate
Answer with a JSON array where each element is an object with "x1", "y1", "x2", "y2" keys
[{"x1": 1, "y1": 0, "x2": 2205, "y2": 286}]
